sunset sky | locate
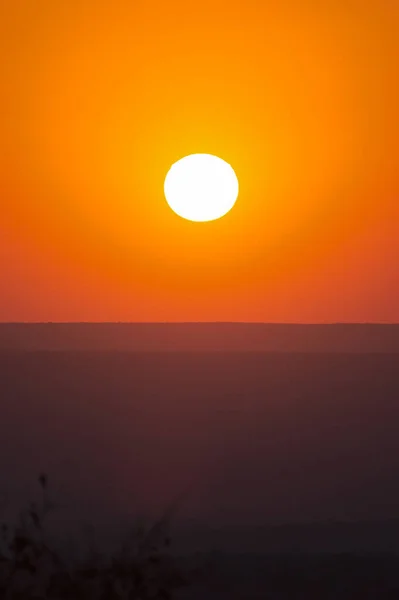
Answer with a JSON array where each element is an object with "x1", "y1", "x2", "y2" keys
[{"x1": 1, "y1": 0, "x2": 398, "y2": 322}]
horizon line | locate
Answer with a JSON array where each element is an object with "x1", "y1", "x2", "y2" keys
[{"x1": 1, "y1": 322, "x2": 399, "y2": 326}]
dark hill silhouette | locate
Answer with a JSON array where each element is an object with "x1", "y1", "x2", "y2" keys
[
  {"x1": 0, "y1": 322, "x2": 399, "y2": 352},
  {"x1": 1, "y1": 332, "x2": 399, "y2": 597}
]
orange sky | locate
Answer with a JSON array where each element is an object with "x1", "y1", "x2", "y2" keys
[{"x1": 0, "y1": 0, "x2": 398, "y2": 322}]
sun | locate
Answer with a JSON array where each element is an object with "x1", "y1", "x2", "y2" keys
[{"x1": 164, "y1": 153, "x2": 239, "y2": 222}]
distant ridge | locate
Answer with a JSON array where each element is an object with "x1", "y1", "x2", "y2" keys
[{"x1": 0, "y1": 323, "x2": 398, "y2": 352}]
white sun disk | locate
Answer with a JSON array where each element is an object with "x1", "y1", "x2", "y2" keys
[{"x1": 164, "y1": 154, "x2": 239, "y2": 222}]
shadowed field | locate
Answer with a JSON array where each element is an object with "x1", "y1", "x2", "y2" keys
[{"x1": 1, "y1": 349, "x2": 399, "y2": 597}]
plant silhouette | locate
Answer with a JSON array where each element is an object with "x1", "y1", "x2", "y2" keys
[{"x1": 0, "y1": 474, "x2": 189, "y2": 599}]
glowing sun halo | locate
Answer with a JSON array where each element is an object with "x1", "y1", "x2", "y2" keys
[{"x1": 164, "y1": 154, "x2": 239, "y2": 222}]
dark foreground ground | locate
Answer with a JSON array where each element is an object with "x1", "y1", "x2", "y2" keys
[
  {"x1": 1, "y1": 350, "x2": 399, "y2": 597},
  {"x1": 176, "y1": 551, "x2": 399, "y2": 599}
]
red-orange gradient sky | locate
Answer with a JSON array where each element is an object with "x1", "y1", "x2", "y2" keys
[{"x1": 1, "y1": 0, "x2": 398, "y2": 322}]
